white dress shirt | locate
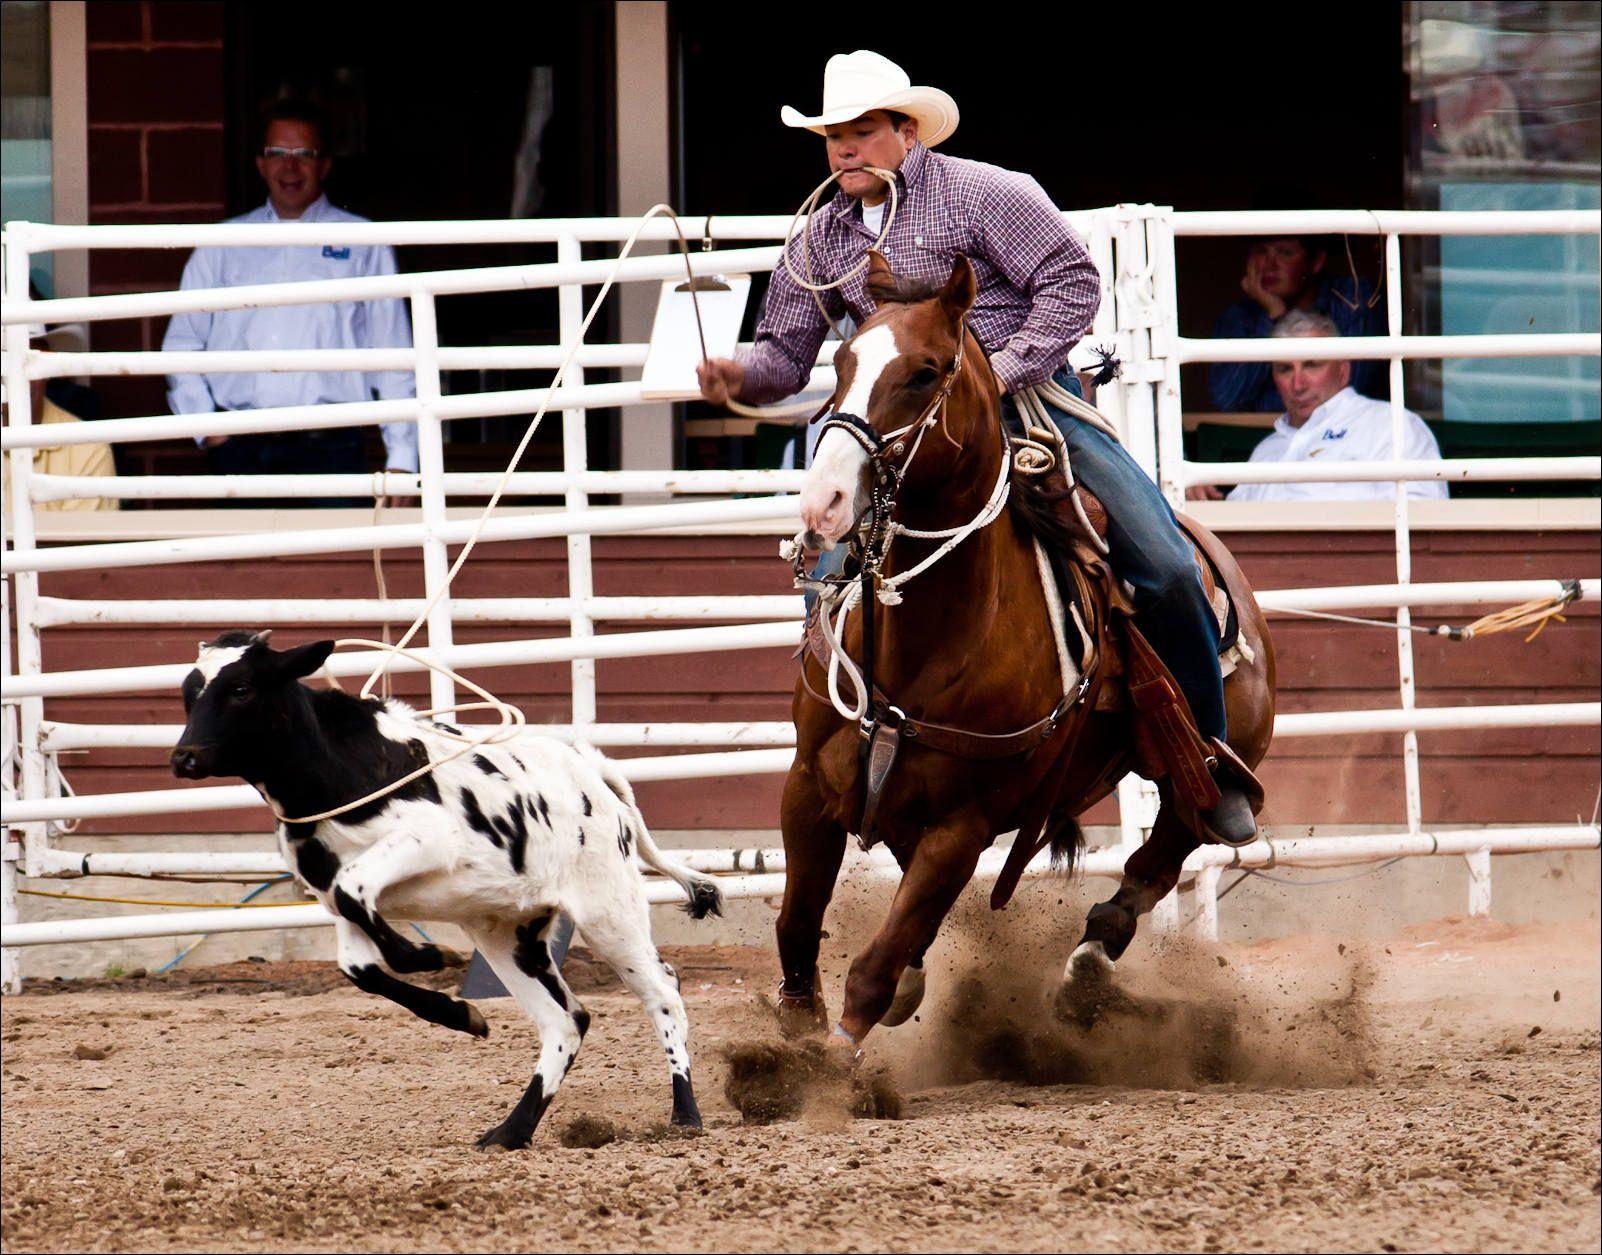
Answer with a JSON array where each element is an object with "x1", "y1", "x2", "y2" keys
[
  {"x1": 163, "y1": 195, "x2": 419, "y2": 471},
  {"x1": 1227, "y1": 386, "x2": 1448, "y2": 503}
]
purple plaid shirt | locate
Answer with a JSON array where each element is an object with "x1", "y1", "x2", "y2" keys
[{"x1": 738, "y1": 142, "x2": 1101, "y2": 403}]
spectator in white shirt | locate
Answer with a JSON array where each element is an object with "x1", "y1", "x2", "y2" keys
[
  {"x1": 1190, "y1": 310, "x2": 1447, "y2": 503},
  {"x1": 163, "y1": 99, "x2": 417, "y2": 505}
]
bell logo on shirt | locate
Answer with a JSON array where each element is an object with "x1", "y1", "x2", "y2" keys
[
  {"x1": 1321, "y1": 427, "x2": 1348, "y2": 441},
  {"x1": 321, "y1": 245, "x2": 351, "y2": 260}
]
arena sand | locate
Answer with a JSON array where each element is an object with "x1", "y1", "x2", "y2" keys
[{"x1": 2, "y1": 904, "x2": 1597, "y2": 1253}]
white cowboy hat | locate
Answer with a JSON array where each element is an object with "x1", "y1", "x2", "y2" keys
[{"x1": 780, "y1": 50, "x2": 959, "y2": 148}]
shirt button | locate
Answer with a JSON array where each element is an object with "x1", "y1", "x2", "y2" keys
[{"x1": 914, "y1": 235, "x2": 924, "y2": 246}]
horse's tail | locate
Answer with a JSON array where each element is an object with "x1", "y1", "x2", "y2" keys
[{"x1": 1046, "y1": 810, "x2": 1085, "y2": 875}]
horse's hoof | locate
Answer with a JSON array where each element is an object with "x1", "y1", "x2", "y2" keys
[
  {"x1": 769, "y1": 985, "x2": 829, "y2": 1039},
  {"x1": 1054, "y1": 942, "x2": 1117, "y2": 1027},
  {"x1": 827, "y1": 1023, "x2": 866, "y2": 1066},
  {"x1": 879, "y1": 963, "x2": 925, "y2": 1028}
]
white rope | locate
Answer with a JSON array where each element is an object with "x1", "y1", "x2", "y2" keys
[
  {"x1": 268, "y1": 638, "x2": 527, "y2": 826},
  {"x1": 255, "y1": 204, "x2": 708, "y2": 827},
  {"x1": 819, "y1": 580, "x2": 870, "y2": 723},
  {"x1": 722, "y1": 165, "x2": 899, "y2": 421},
  {"x1": 875, "y1": 450, "x2": 1014, "y2": 605},
  {"x1": 1022, "y1": 376, "x2": 1123, "y2": 443},
  {"x1": 362, "y1": 203, "x2": 695, "y2": 697},
  {"x1": 1032, "y1": 538, "x2": 1079, "y2": 695}
]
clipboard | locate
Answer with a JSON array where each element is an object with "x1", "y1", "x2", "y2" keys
[{"x1": 639, "y1": 273, "x2": 752, "y2": 400}]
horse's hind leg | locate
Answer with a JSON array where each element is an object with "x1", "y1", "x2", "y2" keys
[
  {"x1": 774, "y1": 765, "x2": 848, "y2": 1034},
  {"x1": 1062, "y1": 785, "x2": 1199, "y2": 999}
]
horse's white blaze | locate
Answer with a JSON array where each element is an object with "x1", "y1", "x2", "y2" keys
[{"x1": 800, "y1": 323, "x2": 899, "y2": 544}]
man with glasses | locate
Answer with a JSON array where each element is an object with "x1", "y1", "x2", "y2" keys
[{"x1": 162, "y1": 99, "x2": 417, "y2": 502}]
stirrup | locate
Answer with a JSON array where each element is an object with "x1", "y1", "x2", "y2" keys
[{"x1": 1198, "y1": 777, "x2": 1257, "y2": 847}]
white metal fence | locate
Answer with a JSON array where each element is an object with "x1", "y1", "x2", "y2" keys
[{"x1": 2, "y1": 206, "x2": 1598, "y2": 987}]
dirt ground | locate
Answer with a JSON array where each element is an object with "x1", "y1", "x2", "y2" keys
[{"x1": 3, "y1": 908, "x2": 1598, "y2": 1254}]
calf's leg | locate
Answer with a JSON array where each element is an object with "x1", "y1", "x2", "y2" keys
[
  {"x1": 467, "y1": 913, "x2": 589, "y2": 1150},
  {"x1": 328, "y1": 831, "x2": 451, "y2": 974},
  {"x1": 576, "y1": 897, "x2": 703, "y2": 1129},
  {"x1": 332, "y1": 915, "x2": 487, "y2": 1037}
]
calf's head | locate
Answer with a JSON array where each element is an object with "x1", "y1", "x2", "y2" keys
[{"x1": 171, "y1": 631, "x2": 335, "y2": 780}]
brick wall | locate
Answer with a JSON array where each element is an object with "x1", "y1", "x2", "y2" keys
[{"x1": 85, "y1": 1, "x2": 226, "y2": 426}]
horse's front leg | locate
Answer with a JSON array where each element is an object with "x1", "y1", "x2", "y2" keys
[
  {"x1": 774, "y1": 763, "x2": 848, "y2": 1035},
  {"x1": 835, "y1": 817, "x2": 986, "y2": 1050},
  {"x1": 1061, "y1": 783, "x2": 1198, "y2": 1002}
]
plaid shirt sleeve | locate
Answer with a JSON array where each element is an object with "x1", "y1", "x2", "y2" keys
[
  {"x1": 973, "y1": 171, "x2": 1101, "y2": 394},
  {"x1": 736, "y1": 249, "x2": 844, "y2": 405}
]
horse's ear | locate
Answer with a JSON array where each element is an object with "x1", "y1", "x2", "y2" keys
[
  {"x1": 864, "y1": 248, "x2": 897, "y2": 306},
  {"x1": 940, "y1": 254, "x2": 977, "y2": 320}
]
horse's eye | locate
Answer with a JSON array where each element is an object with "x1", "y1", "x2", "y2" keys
[
  {"x1": 229, "y1": 684, "x2": 253, "y2": 702},
  {"x1": 908, "y1": 366, "x2": 940, "y2": 388}
]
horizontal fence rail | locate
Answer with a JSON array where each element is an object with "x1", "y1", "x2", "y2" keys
[
  {"x1": 5, "y1": 204, "x2": 1600, "y2": 980},
  {"x1": 5, "y1": 825, "x2": 1595, "y2": 950}
]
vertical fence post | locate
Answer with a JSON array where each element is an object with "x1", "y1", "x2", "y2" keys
[
  {"x1": 1192, "y1": 862, "x2": 1222, "y2": 942},
  {"x1": 4, "y1": 231, "x2": 53, "y2": 904},
  {"x1": 1085, "y1": 210, "x2": 1126, "y2": 438},
  {"x1": 1148, "y1": 209, "x2": 1188, "y2": 510},
  {"x1": 556, "y1": 234, "x2": 597, "y2": 737},
  {"x1": 2, "y1": 571, "x2": 19, "y2": 993},
  {"x1": 1384, "y1": 233, "x2": 1427, "y2": 842},
  {"x1": 1113, "y1": 205, "x2": 1161, "y2": 483},
  {"x1": 1465, "y1": 848, "x2": 1493, "y2": 917},
  {"x1": 407, "y1": 291, "x2": 456, "y2": 714}
]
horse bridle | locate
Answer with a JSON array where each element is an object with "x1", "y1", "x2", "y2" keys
[{"x1": 792, "y1": 321, "x2": 970, "y2": 600}]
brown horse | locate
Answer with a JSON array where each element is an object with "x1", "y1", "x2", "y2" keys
[{"x1": 775, "y1": 251, "x2": 1275, "y2": 1052}]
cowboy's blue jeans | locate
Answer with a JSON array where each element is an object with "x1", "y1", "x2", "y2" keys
[{"x1": 1017, "y1": 372, "x2": 1228, "y2": 740}]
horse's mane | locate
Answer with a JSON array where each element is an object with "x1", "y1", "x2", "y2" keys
[
  {"x1": 1006, "y1": 468, "x2": 1083, "y2": 556},
  {"x1": 865, "y1": 270, "x2": 945, "y2": 306}
]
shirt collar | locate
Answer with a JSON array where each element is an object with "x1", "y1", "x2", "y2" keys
[
  {"x1": 827, "y1": 141, "x2": 930, "y2": 225},
  {"x1": 264, "y1": 193, "x2": 332, "y2": 223},
  {"x1": 1282, "y1": 385, "x2": 1357, "y2": 432}
]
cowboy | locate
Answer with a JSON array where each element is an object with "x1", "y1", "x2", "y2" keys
[{"x1": 697, "y1": 50, "x2": 1257, "y2": 844}]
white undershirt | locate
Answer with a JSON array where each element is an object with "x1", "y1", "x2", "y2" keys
[{"x1": 861, "y1": 200, "x2": 886, "y2": 235}]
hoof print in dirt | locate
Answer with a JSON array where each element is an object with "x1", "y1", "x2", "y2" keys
[
  {"x1": 723, "y1": 1040, "x2": 902, "y2": 1124},
  {"x1": 559, "y1": 1115, "x2": 619, "y2": 1149}
]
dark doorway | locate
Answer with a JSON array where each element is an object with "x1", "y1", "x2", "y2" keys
[
  {"x1": 672, "y1": 5, "x2": 1407, "y2": 419},
  {"x1": 227, "y1": 2, "x2": 620, "y2": 477}
]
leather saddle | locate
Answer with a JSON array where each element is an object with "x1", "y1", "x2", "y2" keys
[{"x1": 992, "y1": 436, "x2": 1265, "y2": 900}]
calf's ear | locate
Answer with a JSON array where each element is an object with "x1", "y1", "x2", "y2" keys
[{"x1": 274, "y1": 639, "x2": 337, "y2": 680}]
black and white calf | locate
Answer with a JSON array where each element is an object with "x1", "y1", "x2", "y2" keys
[{"x1": 170, "y1": 631, "x2": 721, "y2": 1150}]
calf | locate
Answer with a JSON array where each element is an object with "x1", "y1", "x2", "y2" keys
[{"x1": 170, "y1": 630, "x2": 722, "y2": 1149}]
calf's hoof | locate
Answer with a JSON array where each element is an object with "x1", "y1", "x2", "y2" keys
[
  {"x1": 459, "y1": 1003, "x2": 490, "y2": 1038},
  {"x1": 475, "y1": 1121, "x2": 531, "y2": 1152},
  {"x1": 670, "y1": 1073, "x2": 703, "y2": 1129}
]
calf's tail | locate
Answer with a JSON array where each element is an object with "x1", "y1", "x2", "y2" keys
[{"x1": 584, "y1": 746, "x2": 724, "y2": 920}]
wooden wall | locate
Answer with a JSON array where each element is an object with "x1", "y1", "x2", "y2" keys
[{"x1": 26, "y1": 527, "x2": 1599, "y2": 834}]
